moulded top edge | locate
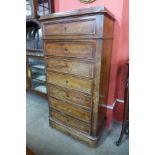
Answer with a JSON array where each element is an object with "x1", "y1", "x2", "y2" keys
[{"x1": 39, "y1": 6, "x2": 115, "y2": 21}]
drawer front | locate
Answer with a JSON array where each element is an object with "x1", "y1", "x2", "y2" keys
[
  {"x1": 48, "y1": 85, "x2": 92, "y2": 109},
  {"x1": 47, "y1": 71, "x2": 92, "y2": 94},
  {"x1": 46, "y1": 58, "x2": 94, "y2": 78},
  {"x1": 51, "y1": 110, "x2": 90, "y2": 134},
  {"x1": 44, "y1": 42, "x2": 94, "y2": 58},
  {"x1": 43, "y1": 18, "x2": 96, "y2": 36},
  {"x1": 49, "y1": 97, "x2": 91, "y2": 122}
]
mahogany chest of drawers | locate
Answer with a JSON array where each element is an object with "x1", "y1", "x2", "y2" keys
[{"x1": 40, "y1": 6, "x2": 115, "y2": 147}]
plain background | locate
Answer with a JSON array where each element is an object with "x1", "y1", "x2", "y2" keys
[{"x1": 0, "y1": 0, "x2": 155, "y2": 154}]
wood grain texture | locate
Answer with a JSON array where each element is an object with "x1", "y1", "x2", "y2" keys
[
  {"x1": 49, "y1": 97, "x2": 91, "y2": 123},
  {"x1": 40, "y1": 6, "x2": 115, "y2": 147},
  {"x1": 48, "y1": 84, "x2": 92, "y2": 109},
  {"x1": 51, "y1": 110, "x2": 91, "y2": 134},
  {"x1": 41, "y1": 14, "x2": 114, "y2": 40},
  {"x1": 39, "y1": 6, "x2": 115, "y2": 20},
  {"x1": 46, "y1": 71, "x2": 92, "y2": 94},
  {"x1": 97, "y1": 16, "x2": 114, "y2": 132},
  {"x1": 50, "y1": 120, "x2": 98, "y2": 147},
  {"x1": 43, "y1": 18, "x2": 95, "y2": 35},
  {"x1": 46, "y1": 58, "x2": 94, "y2": 78},
  {"x1": 44, "y1": 41, "x2": 94, "y2": 58}
]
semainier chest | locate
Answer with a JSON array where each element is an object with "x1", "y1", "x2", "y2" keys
[{"x1": 40, "y1": 6, "x2": 115, "y2": 147}]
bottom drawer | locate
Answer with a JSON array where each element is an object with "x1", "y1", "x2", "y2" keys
[{"x1": 51, "y1": 110, "x2": 91, "y2": 134}]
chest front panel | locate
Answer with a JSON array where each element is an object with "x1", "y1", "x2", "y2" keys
[{"x1": 40, "y1": 7, "x2": 114, "y2": 146}]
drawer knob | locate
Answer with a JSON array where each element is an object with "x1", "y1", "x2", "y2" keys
[
  {"x1": 64, "y1": 48, "x2": 68, "y2": 52},
  {"x1": 64, "y1": 27, "x2": 67, "y2": 31},
  {"x1": 64, "y1": 63, "x2": 68, "y2": 67},
  {"x1": 66, "y1": 93, "x2": 70, "y2": 97},
  {"x1": 66, "y1": 80, "x2": 69, "y2": 84}
]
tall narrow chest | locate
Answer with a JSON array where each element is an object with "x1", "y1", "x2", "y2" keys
[{"x1": 40, "y1": 6, "x2": 115, "y2": 147}]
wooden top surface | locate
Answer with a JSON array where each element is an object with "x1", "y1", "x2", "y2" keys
[{"x1": 39, "y1": 6, "x2": 115, "y2": 21}]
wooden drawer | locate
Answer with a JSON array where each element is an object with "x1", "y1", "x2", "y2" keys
[
  {"x1": 43, "y1": 17, "x2": 96, "y2": 36},
  {"x1": 46, "y1": 71, "x2": 92, "y2": 94},
  {"x1": 46, "y1": 58, "x2": 94, "y2": 78},
  {"x1": 51, "y1": 110, "x2": 91, "y2": 134},
  {"x1": 49, "y1": 97, "x2": 91, "y2": 122},
  {"x1": 44, "y1": 41, "x2": 95, "y2": 59},
  {"x1": 48, "y1": 84, "x2": 92, "y2": 109}
]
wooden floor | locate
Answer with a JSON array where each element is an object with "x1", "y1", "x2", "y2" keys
[{"x1": 26, "y1": 147, "x2": 35, "y2": 155}]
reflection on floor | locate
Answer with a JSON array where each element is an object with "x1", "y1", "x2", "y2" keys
[{"x1": 26, "y1": 91, "x2": 129, "y2": 155}]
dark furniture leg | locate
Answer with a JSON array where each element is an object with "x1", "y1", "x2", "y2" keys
[{"x1": 116, "y1": 76, "x2": 129, "y2": 146}]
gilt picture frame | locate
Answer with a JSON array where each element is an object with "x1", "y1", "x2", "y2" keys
[{"x1": 79, "y1": 0, "x2": 96, "y2": 4}]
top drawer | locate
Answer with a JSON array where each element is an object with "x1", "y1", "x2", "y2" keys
[{"x1": 42, "y1": 16, "x2": 96, "y2": 37}]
